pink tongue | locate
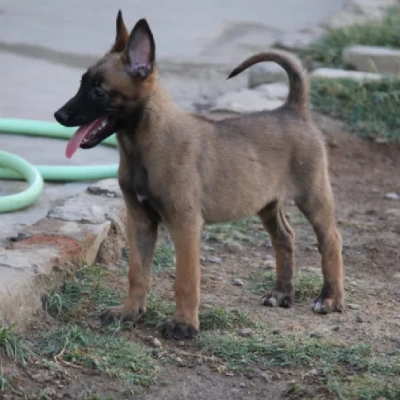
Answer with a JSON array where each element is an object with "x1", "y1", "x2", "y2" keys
[{"x1": 65, "y1": 117, "x2": 107, "y2": 159}]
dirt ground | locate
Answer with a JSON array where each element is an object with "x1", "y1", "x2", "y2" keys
[{"x1": 1, "y1": 112, "x2": 400, "y2": 400}]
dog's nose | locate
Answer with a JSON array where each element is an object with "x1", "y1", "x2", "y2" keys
[{"x1": 54, "y1": 109, "x2": 72, "y2": 125}]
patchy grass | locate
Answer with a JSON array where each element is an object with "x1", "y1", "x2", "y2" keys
[
  {"x1": 197, "y1": 331, "x2": 369, "y2": 370},
  {"x1": 328, "y1": 373, "x2": 400, "y2": 400},
  {"x1": 143, "y1": 292, "x2": 253, "y2": 331},
  {"x1": 203, "y1": 216, "x2": 268, "y2": 245},
  {"x1": 300, "y1": 2, "x2": 400, "y2": 69},
  {"x1": 43, "y1": 265, "x2": 124, "y2": 321},
  {"x1": 310, "y1": 77, "x2": 400, "y2": 142},
  {"x1": 198, "y1": 330, "x2": 400, "y2": 398},
  {"x1": 142, "y1": 292, "x2": 175, "y2": 326},
  {"x1": 30, "y1": 324, "x2": 158, "y2": 387},
  {"x1": 0, "y1": 324, "x2": 30, "y2": 364},
  {"x1": 0, "y1": 373, "x2": 12, "y2": 391},
  {"x1": 43, "y1": 280, "x2": 81, "y2": 320},
  {"x1": 249, "y1": 270, "x2": 322, "y2": 301},
  {"x1": 200, "y1": 308, "x2": 254, "y2": 331},
  {"x1": 153, "y1": 242, "x2": 175, "y2": 271}
]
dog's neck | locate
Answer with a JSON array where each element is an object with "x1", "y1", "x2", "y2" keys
[{"x1": 119, "y1": 78, "x2": 180, "y2": 146}]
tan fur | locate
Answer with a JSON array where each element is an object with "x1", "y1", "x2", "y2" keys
[{"x1": 91, "y1": 15, "x2": 344, "y2": 338}]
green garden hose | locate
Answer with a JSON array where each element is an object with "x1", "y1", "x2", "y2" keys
[{"x1": 0, "y1": 118, "x2": 118, "y2": 213}]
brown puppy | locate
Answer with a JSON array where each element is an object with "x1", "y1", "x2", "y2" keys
[{"x1": 54, "y1": 12, "x2": 345, "y2": 340}]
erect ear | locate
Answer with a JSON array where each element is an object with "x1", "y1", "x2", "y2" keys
[
  {"x1": 125, "y1": 18, "x2": 155, "y2": 78},
  {"x1": 110, "y1": 10, "x2": 129, "y2": 53}
]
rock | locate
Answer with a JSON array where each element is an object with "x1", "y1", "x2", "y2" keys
[
  {"x1": 385, "y1": 193, "x2": 400, "y2": 201},
  {"x1": 268, "y1": 297, "x2": 278, "y2": 307},
  {"x1": 322, "y1": 0, "x2": 398, "y2": 29},
  {"x1": 193, "y1": 94, "x2": 215, "y2": 112},
  {"x1": 273, "y1": 29, "x2": 323, "y2": 52},
  {"x1": 264, "y1": 260, "x2": 275, "y2": 269},
  {"x1": 239, "y1": 382, "x2": 246, "y2": 388},
  {"x1": 265, "y1": 254, "x2": 274, "y2": 261},
  {"x1": 310, "y1": 333, "x2": 323, "y2": 339},
  {"x1": 87, "y1": 179, "x2": 122, "y2": 198},
  {"x1": 240, "y1": 328, "x2": 253, "y2": 337},
  {"x1": 226, "y1": 242, "x2": 243, "y2": 253},
  {"x1": 206, "y1": 255, "x2": 222, "y2": 264},
  {"x1": 175, "y1": 357, "x2": 184, "y2": 366},
  {"x1": 356, "y1": 315, "x2": 364, "y2": 323},
  {"x1": 343, "y1": 45, "x2": 400, "y2": 74},
  {"x1": 202, "y1": 244, "x2": 215, "y2": 251},
  {"x1": 209, "y1": 89, "x2": 283, "y2": 113},
  {"x1": 248, "y1": 63, "x2": 289, "y2": 88},
  {"x1": 151, "y1": 338, "x2": 162, "y2": 348},
  {"x1": 253, "y1": 82, "x2": 289, "y2": 100},
  {"x1": 311, "y1": 68, "x2": 384, "y2": 82},
  {"x1": 348, "y1": 303, "x2": 360, "y2": 310},
  {"x1": 145, "y1": 336, "x2": 162, "y2": 348},
  {"x1": 332, "y1": 326, "x2": 340, "y2": 331},
  {"x1": 385, "y1": 209, "x2": 400, "y2": 216},
  {"x1": 232, "y1": 278, "x2": 244, "y2": 287},
  {"x1": 200, "y1": 256, "x2": 206, "y2": 262}
]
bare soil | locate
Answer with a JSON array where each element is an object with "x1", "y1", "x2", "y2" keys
[{"x1": 1, "y1": 112, "x2": 400, "y2": 400}]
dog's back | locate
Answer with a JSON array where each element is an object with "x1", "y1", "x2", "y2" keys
[{"x1": 192, "y1": 51, "x2": 325, "y2": 224}]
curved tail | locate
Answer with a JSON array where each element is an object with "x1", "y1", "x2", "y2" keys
[{"x1": 227, "y1": 50, "x2": 308, "y2": 116}]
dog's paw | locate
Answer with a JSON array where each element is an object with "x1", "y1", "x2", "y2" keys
[
  {"x1": 161, "y1": 320, "x2": 198, "y2": 340},
  {"x1": 261, "y1": 290, "x2": 294, "y2": 308},
  {"x1": 313, "y1": 295, "x2": 344, "y2": 314},
  {"x1": 99, "y1": 305, "x2": 143, "y2": 325}
]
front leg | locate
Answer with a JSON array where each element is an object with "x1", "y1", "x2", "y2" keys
[
  {"x1": 162, "y1": 216, "x2": 202, "y2": 340},
  {"x1": 101, "y1": 196, "x2": 158, "y2": 325}
]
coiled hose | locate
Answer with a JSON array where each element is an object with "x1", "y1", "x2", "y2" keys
[{"x1": 0, "y1": 118, "x2": 118, "y2": 213}]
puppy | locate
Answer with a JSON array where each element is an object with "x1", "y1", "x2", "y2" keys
[{"x1": 54, "y1": 12, "x2": 344, "y2": 339}]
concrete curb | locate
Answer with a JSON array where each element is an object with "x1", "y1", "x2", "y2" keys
[{"x1": 0, "y1": 179, "x2": 126, "y2": 327}]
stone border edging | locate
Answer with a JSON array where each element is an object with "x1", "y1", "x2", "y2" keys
[{"x1": 0, "y1": 179, "x2": 126, "y2": 328}]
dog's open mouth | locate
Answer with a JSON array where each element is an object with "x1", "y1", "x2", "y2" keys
[{"x1": 65, "y1": 115, "x2": 117, "y2": 159}]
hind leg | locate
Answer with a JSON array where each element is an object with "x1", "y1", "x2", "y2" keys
[
  {"x1": 296, "y1": 173, "x2": 345, "y2": 314},
  {"x1": 258, "y1": 201, "x2": 296, "y2": 308}
]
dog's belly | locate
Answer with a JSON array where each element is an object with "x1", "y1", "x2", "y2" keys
[{"x1": 201, "y1": 188, "x2": 275, "y2": 224}]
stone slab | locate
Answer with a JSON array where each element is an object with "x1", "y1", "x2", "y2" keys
[
  {"x1": 311, "y1": 68, "x2": 384, "y2": 81},
  {"x1": 343, "y1": 45, "x2": 400, "y2": 74}
]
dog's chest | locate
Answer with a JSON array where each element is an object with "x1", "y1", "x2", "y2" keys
[
  {"x1": 118, "y1": 145, "x2": 164, "y2": 220},
  {"x1": 119, "y1": 159, "x2": 150, "y2": 203}
]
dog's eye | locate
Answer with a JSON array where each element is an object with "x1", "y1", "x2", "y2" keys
[{"x1": 94, "y1": 88, "x2": 106, "y2": 99}]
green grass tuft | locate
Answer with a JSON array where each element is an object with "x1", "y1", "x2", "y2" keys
[
  {"x1": 153, "y1": 242, "x2": 175, "y2": 271},
  {"x1": 198, "y1": 330, "x2": 400, "y2": 374},
  {"x1": 0, "y1": 373, "x2": 12, "y2": 391},
  {"x1": 249, "y1": 270, "x2": 322, "y2": 301},
  {"x1": 203, "y1": 216, "x2": 268, "y2": 245},
  {"x1": 200, "y1": 308, "x2": 254, "y2": 331},
  {"x1": 43, "y1": 280, "x2": 81, "y2": 319},
  {"x1": 143, "y1": 293, "x2": 253, "y2": 331},
  {"x1": 329, "y1": 373, "x2": 400, "y2": 400},
  {"x1": 142, "y1": 292, "x2": 175, "y2": 326},
  {"x1": 43, "y1": 265, "x2": 124, "y2": 321},
  {"x1": 30, "y1": 324, "x2": 158, "y2": 387},
  {"x1": 0, "y1": 324, "x2": 30, "y2": 364},
  {"x1": 310, "y1": 77, "x2": 400, "y2": 142},
  {"x1": 300, "y1": 2, "x2": 400, "y2": 69}
]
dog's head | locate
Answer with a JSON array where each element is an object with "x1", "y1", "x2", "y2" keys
[{"x1": 54, "y1": 11, "x2": 156, "y2": 158}]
